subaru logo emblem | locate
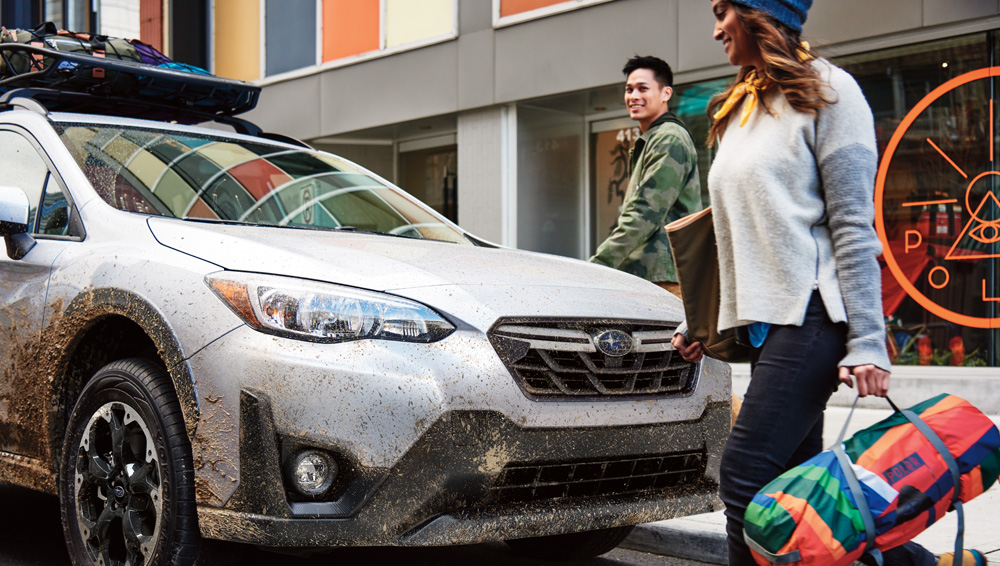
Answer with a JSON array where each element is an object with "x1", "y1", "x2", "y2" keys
[
  {"x1": 593, "y1": 329, "x2": 634, "y2": 357},
  {"x1": 113, "y1": 486, "x2": 126, "y2": 498}
]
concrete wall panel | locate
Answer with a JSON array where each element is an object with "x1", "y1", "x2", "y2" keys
[
  {"x1": 458, "y1": 29, "x2": 496, "y2": 110},
  {"x1": 317, "y1": 42, "x2": 459, "y2": 135},
  {"x1": 459, "y1": 0, "x2": 493, "y2": 34},
  {"x1": 923, "y1": 0, "x2": 999, "y2": 27},
  {"x1": 494, "y1": 0, "x2": 677, "y2": 104},
  {"x1": 244, "y1": 74, "x2": 323, "y2": 140},
  {"x1": 677, "y1": 1, "x2": 727, "y2": 73},
  {"x1": 457, "y1": 107, "x2": 506, "y2": 242},
  {"x1": 807, "y1": 0, "x2": 922, "y2": 47}
]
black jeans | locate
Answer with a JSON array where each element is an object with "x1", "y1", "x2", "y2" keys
[{"x1": 720, "y1": 292, "x2": 935, "y2": 566}]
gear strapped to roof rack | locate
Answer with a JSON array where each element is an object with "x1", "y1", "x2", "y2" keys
[{"x1": 0, "y1": 39, "x2": 260, "y2": 124}]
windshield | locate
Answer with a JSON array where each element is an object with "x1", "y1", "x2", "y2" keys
[{"x1": 54, "y1": 123, "x2": 470, "y2": 244}]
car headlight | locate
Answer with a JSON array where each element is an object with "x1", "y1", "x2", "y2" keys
[{"x1": 206, "y1": 273, "x2": 454, "y2": 343}]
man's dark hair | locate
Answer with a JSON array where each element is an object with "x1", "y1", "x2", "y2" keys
[{"x1": 622, "y1": 55, "x2": 673, "y2": 88}]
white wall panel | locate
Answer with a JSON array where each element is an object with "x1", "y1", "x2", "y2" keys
[
  {"x1": 100, "y1": 0, "x2": 141, "y2": 38},
  {"x1": 385, "y1": 0, "x2": 453, "y2": 48}
]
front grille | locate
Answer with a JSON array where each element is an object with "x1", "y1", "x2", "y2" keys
[
  {"x1": 487, "y1": 449, "x2": 707, "y2": 505},
  {"x1": 489, "y1": 320, "x2": 697, "y2": 399}
]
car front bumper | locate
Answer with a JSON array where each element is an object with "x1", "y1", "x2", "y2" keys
[{"x1": 196, "y1": 389, "x2": 728, "y2": 548}]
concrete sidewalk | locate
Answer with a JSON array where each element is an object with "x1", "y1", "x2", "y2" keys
[{"x1": 624, "y1": 404, "x2": 1000, "y2": 564}]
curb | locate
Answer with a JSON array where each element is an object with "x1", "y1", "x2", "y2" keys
[
  {"x1": 622, "y1": 516, "x2": 727, "y2": 564},
  {"x1": 730, "y1": 366, "x2": 1000, "y2": 414}
]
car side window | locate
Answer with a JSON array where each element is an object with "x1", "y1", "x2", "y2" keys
[
  {"x1": 38, "y1": 175, "x2": 70, "y2": 236},
  {"x1": 0, "y1": 130, "x2": 50, "y2": 231}
]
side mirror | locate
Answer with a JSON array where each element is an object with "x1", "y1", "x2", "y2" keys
[{"x1": 0, "y1": 186, "x2": 36, "y2": 259}]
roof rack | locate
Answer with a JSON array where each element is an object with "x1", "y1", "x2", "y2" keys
[
  {"x1": 0, "y1": 87, "x2": 264, "y2": 136},
  {"x1": 0, "y1": 43, "x2": 261, "y2": 124}
]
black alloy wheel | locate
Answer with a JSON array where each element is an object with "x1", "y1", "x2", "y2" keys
[{"x1": 60, "y1": 359, "x2": 198, "y2": 566}]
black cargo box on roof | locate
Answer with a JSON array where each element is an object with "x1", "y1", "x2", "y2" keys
[{"x1": 0, "y1": 42, "x2": 260, "y2": 125}]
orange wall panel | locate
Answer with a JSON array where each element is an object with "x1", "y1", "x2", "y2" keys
[
  {"x1": 139, "y1": 0, "x2": 163, "y2": 51},
  {"x1": 500, "y1": 0, "x2": 566, "y2": 18},
  {"x1": 323, "y1": 0, "x2": 380, "y2": 62}
]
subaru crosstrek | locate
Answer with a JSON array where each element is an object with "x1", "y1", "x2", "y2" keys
[{"x1": 0, "y1": 47, "x2": 730, "y2": 566}]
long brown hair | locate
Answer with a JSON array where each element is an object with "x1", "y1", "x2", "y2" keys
[{"x1": 706, "y1": 4, "x2": 833, "y2": 147}]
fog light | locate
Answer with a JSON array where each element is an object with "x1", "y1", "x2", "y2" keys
[{"x1": 288, "y1": 450, "x2": 336, "y2": 497}]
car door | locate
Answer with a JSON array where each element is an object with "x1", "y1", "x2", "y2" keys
[{"x1": 0, "y1": 126, "x2": 78, "y2": 459}]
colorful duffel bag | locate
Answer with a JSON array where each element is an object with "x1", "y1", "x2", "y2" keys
[{"x1": 744, "y1": 394, "x2": 1000, "y2": 566}]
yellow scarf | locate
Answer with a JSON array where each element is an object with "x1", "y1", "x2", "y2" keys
[
  {"x1": 712, "y1": 42, "x2": 813, "y2": 128},
  {"x1": 712, "y1": 68, "x2": 769, "y2": 128}
]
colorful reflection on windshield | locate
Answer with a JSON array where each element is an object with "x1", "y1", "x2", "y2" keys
[{"x1": 55, "y1": 124, "x2": 469, "y2": 244}]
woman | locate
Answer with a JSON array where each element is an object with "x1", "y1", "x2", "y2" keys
[{"x1": 671, "y1": 2, "x2": 985, "y2": 566}]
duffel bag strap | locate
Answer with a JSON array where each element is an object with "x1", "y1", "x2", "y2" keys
[
  {"x1": 833, "y1": 397, "x2": 883, "y2": 565},
  {"x1": 832, "y1": 443, "x2": 882, "y2": 565},
  {"x1": 891, "y1": 399, "x2": 967, "y2": 566},
  {"x1": 743, "y1": 532, "x2": 802, "y2": 564}
]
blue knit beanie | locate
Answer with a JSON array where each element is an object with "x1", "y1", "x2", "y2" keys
[{"x1": 730, "y1": 0, "x2": 812, "y2": 33}]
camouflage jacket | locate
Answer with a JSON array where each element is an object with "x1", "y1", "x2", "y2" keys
[{"x1": 590, "y1": 112, "x2": 702, "y2": 282}]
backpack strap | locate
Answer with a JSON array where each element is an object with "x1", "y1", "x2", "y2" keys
[{"x1": 659, "y1": 112, "x2": 694, "y2": 140}]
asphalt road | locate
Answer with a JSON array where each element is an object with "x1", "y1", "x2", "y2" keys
[{"x1": 0, "y1": 484, "x2": 711, "y2": 566}]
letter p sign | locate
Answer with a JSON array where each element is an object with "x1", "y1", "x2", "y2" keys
[{"x1": 904, "y1": 230, "x2": 923, "y2": 254}]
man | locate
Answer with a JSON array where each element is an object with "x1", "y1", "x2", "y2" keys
[{"x1": 590, "y1": 55, "x2": 702, "y2": 298}]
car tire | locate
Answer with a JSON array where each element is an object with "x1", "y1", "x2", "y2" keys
[
  {"x1": 504, "y1": 525, "x2": 634, "y2": 561},
  {"x1": 59, "y1": 358, "x2": 198, "y2": 566}
]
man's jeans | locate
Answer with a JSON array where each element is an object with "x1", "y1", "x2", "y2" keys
[{"x1": 719, "y1": 292, "x2": 935, "y2": 566}]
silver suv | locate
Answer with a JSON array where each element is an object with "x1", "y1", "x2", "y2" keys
[{"x1": 0, "y1": 49, "x2": 730, "y2": 566}]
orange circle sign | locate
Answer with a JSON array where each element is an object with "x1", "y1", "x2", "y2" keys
[{"x1": 875, "y1": 66, "x2": 1000, "y2": 329}]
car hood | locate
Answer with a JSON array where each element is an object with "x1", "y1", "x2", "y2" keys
[{"x1": 147, "y1": 219, "x2": 683, "y2": 325}]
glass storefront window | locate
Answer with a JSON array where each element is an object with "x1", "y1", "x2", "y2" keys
[
  {"x1": 590, "y1": 118, "x2": 639, "y2": 250},
  {"x1": 517, "y1": 104, "x2": 583, "y2": 258},
  {"x1": 838, "y1": 33, "x2": 997, "y2": 367},
  {"x1": 398, "y1": 146, "x2": 458, "y2": 223},
  {"x1": 674, "y1": 78, "x2": 729, "y2": 206}
]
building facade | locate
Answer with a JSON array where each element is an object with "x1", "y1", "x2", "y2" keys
[{"x1": 12, "y1": 0, "x2": 1000, "y2": 371}]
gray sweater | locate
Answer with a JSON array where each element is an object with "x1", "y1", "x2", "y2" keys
[{"x1": 708, "y1": 59, "x2": 890, "y2": 371}]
